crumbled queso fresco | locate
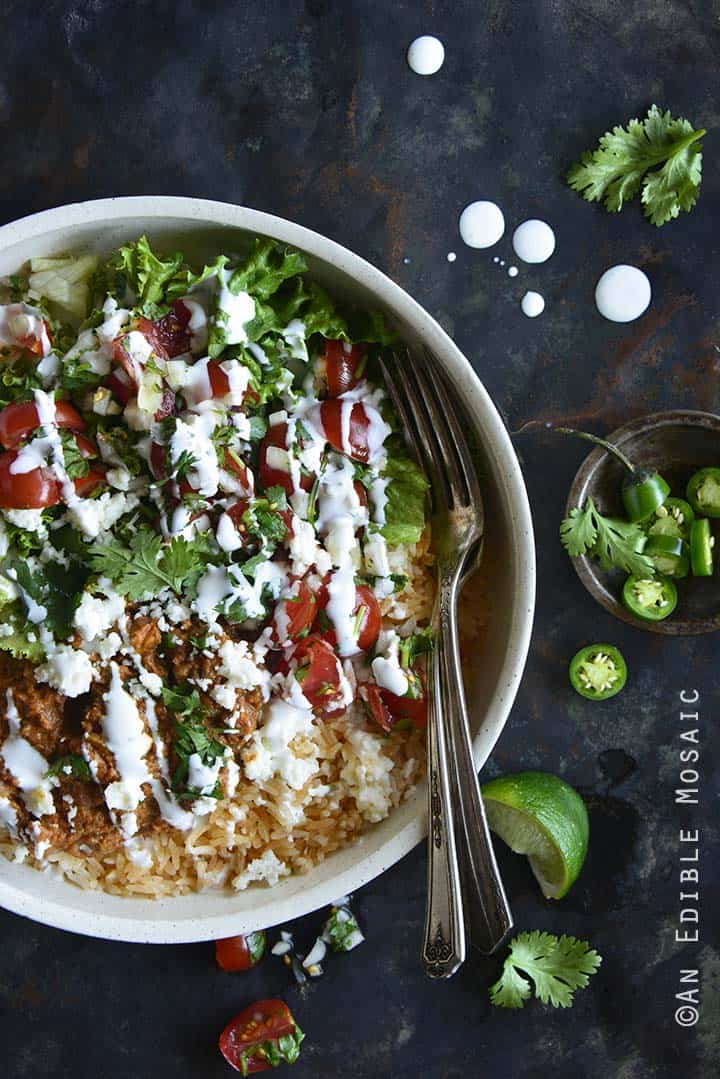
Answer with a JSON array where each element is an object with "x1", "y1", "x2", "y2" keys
[{"x1": 0, "y1": 236, "x2": 432, "y2": 872}]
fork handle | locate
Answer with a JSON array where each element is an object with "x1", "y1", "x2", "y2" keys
[
  {"x1": 421, "y1": 644, "x2": 466, "y2": 979},
  {"x1": 438, "y1": 573, "x2": 514, "y2": 954}
]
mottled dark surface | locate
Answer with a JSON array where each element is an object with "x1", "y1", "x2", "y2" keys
[{"x1": 1, "y1": 1, "x2": 719, "y2": 1076}]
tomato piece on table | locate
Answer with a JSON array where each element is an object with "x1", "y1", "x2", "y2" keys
[
  {"x1": 322, "y1": 339, "x2": 366, "y2": 397},
  {"x1": 0, "y1": 450, "x2": 60, "y2": 509},
  {"x1": 219, "y1": 999, "x2": 303, "y2": 1075},
  {"x1": 0, "y1": 399, "x2": 85, "y2": 449},
  {"x1": 292, "y1": 635, "x2": 347, "y2": 713},
  {"x1": 215, "y1": 931, "x2": 266, "y2": 972},
  {"x1": 259, "y1": 422, "x2": 311, "y2": 495},
  {"x1": 319, "y1": 399, "x2": 371, "y2": 462}
]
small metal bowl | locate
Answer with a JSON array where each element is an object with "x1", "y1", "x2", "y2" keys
[{"x1": 566, "y1": 409, "x2": 720, "y2": 635}]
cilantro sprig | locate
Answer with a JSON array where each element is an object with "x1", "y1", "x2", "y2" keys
[
  {"x1": 560, "y1": 497, "x2": 655, "y2": 578},
  {"x1": 567, "y1": 105, "x2": 706, "y2": 226},
  {"x1": 490, "y1": 931, "x2": 602, "y2": 1009},
  {"x1": 90, "y1": 528, "x2": 212, "y2": 600}
]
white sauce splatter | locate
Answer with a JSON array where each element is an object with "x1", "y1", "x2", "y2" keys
[
  {"x1": 407, "y1": 35, "x2": 445, "y2": 75},
  {"x1": 459, "y1": 201, "x2": 505, "y2": 249},
  {"x1": 595, "y1": 265, "x2": 651, "y2": 323},
  {"x1": 512, "y1": 219, "x2": 556, "y2": 264},
  {"x1": 446, "y1": 251, "x2": 457, "y2": 263},
  {"x1": 521, "y1": 291, "x2": 545, "y2": 318},
  {"x1": 508, "y1": 266, "x2": 519, "y2": 277}
]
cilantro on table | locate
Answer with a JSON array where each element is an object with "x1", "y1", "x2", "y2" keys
[
  {"x1": 90, "y1": 527, "x2": 212, "y2": 600},
  {"x1": 567, "y1": 105, "x2": 706, "y2": 226},
  {"x1": 490, "y1": 931, "x2": 602, "y2": 1009},
  {"x1": 322, "y1": 905, "x2": 364, "y2": 953},
  {"x1": 560, "y1": 497, "x2": 655, "y2": 578}
]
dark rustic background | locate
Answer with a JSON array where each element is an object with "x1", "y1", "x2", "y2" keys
[{"x1": 1, "y1": 1, "x2": 719, "y2": 1076}]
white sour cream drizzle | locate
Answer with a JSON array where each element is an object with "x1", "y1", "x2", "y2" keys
[
  {"x1": 512, "y1": 219, "x2": 556, "y2": 264},
  {"x1": 459, "y1": 201, "x2": 505, "y2": 249},
  {"x1": 1, "y1": 689, "x2": 57, "y2": 819},
  {"x1": 520, "y1": 291, "x2": 545, "y2": 318},
  {"x1": 595, "y1": 265, "x2": 651, "y2": 323},
  {"x1": 407, "y1": 35, "x2": 445, "y2": 75}
]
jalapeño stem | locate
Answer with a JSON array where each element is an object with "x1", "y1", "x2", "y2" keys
[{"x1": 549, "y1": 425, "x2": 636, "y2": 474}]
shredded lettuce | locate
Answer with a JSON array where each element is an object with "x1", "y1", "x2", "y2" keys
[{"x1": 381, "y1": 439, "x2": 429, "y2": 547}]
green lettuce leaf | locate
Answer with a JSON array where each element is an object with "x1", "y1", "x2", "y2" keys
[
  {"x1": 380, "y1": 438, "x2": 429, "y2": 546},
  {"x1": 107, "y1": 235, "x2": 184, "y2": 308},
  {"x1": 227, "y1": 238, "x2": 307, "y2": 301}
]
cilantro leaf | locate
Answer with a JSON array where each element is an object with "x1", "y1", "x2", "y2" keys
[
  {"x1": 559, "y1": 504, "x2": 598, "y2": 558},
  {"x1": 59, "y1": 428, "x2": 91, "y2": 479},
  {"x1": 560, "y1": 497, "x2": 655, "y2": 578},
  {"x1": 567, "y1": 105, "x2": 706, "y2": 226},
  {"x1": 490, "y1": 931, "x2": 602, "y2": 1009},
  {"x1": 90, "y1": 527, "x2": 212, "y2": 600},
  {"x1": 11, "y1": 558, "x2": 89, "y2": 639},
  {"x1": 46, "y1": 754, "x2": 91, "y2": 781}
]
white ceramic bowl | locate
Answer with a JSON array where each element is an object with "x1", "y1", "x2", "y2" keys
[{"x1": 0, "y1": 197, "x2": 535, "y2": 942}]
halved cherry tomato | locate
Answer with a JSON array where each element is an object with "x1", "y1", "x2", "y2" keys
[
  {"x1": 108, "y1": 367, "x2": 134, "y2": 405},
  {"x1": 259, "y1": 422, "x2": 312, "y2": 495},
  {"x1": 319, "y1": 399, "x2": 371, "y2": 462},
  {"x1": 223, "y1": 449, "x2": 254, "y2": 492},
  {"x1": 73, "y1": 464, "x2": 107, "y2": 497},
  {"x1": 381, "y1": 684, "x2": 428, "y2": 729},
  {"x1": 273, "y1": 579, "x2": 317, "y2": 645},
  {"x1": 71, "y1": 434, "x2": 105, "y2": 495},
  {"x1": 323, "y1": 340, "x2": 366, "y2": 397},
  {"x1": 0, "y1": 399, "x2": 85, "y2": 450},
  {"x1": 0, "y1": 450, "x2": 60, "y2": 508},
  {"x1": 359, "y1": 682, "x2": 393, "y2": 733},
  {"x1": 111, "y1": 335, "x2": 140, "y2": 388},
  {"x1": 320, "y1": 584, "x2": 381, "y2": 653},
  {"x1": 292, "y1": 635, "x2": 347, "y2": 713},
  {"x1": 219, "y1": 999, "x2": 299, "y2": 1075},
  {"x1": 215, "y1": 931, "x2": 266, "y2": 972}
]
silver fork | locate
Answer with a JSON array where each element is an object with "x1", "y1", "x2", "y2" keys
[{"x1": 379, "y1": 346, "x2": 513, "y2": 972}]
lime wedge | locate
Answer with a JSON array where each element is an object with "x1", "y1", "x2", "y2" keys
[{"x1": 481, "y1": 771, "x2": 589, "y2": 899}]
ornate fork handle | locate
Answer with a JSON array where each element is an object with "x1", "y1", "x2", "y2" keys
[
  {"x1": 438, "y1": 570, "x2": 513, "y2": 954},
  {"x1": 421, "y1": 618, "x2": 466, "y2": 979}
]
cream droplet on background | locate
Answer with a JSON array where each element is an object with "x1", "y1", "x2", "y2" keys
[
  {"x1": 595, "y1": 265, "x2": 651, "y2": 322},
  {"x1": 447, "y1": 251, "x2": 457, "y2": 262},
  {"x1": 459, "y1": 201, "x2": 505, "y2": 249},
  {"x1": 521, "y1": 291, "x2": 545, "y2": 318},
  {"x1": 508, "y1": 265, "x2": 519, "y2": 277},
  {"x1": 512, "y1": 219, "x2": 556, "y2": 263},
  {"x1": 407, "y1": 36, "x2": 445, "y2": 75}
]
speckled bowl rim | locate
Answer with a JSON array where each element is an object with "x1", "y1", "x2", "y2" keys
[
  {"x1": 0, "y1": 197, "x2": 535, "y2": 942},
  {"x1": 567, "y1": 409, "x2": 720, "y2": 636}
]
